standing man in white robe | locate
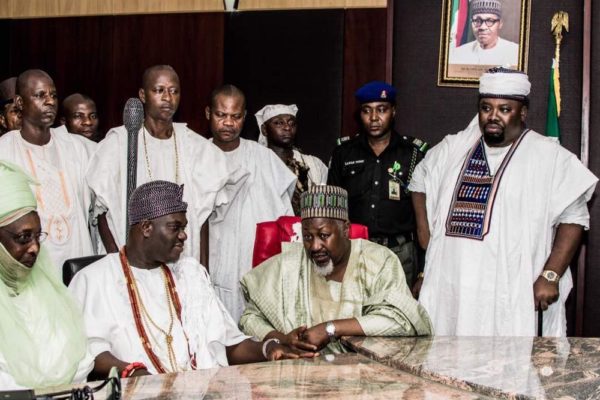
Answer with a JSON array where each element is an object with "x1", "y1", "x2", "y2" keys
[
  {"x1": 69, "y1": 181, "x2": 316, "y2": 378},
  {"x1": 0, "y1": 70, "x2": 94, "y2": 271},
  {"x1": 255, "y1": 103, "x2": 328, "y2": 215},
  {"x1": 59, "y1": 93, "x2": 101, "y2": 143},
  {"x1": 87, "y1": 65, "x2": 246, "y2": 264},
  {"x1": 207, "y1": 85, "x2": 296, "y2": 322},
  {"x1": 410, "y1": 68, "x2": 598, "y2": 337}
]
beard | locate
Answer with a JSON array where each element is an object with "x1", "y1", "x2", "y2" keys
[
  {"x1": 482, "y1": 123, "x2": 505, "y2": 145},
  {"x1": 311, "y1": 259, "x2": 334, "y2": 277}
]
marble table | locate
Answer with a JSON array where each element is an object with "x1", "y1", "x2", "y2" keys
[
  {"x1": 342, "y1": 336, "x2": 600, "y2": 400},
  {"x1": 37, "y1": 353, "x2": 492, "y2": 399}
]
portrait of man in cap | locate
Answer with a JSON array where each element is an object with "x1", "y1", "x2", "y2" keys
[{"x1": 440, "y1": 0, "x2": 528, "y2": 83}]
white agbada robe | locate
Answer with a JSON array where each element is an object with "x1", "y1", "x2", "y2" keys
[
  {"x1": 450, "y1": 37, "x2": 519, "y2": 66},
  {"x1": 410, "y1": 119, "x2": 598, "y2": 336},
  {"x1": 209, "y1": 138, "x2": 296, "y2": 322},
  {"x1": 54, "y1": 125, "x2": 105, "y2": 255},
  {"x1": 87, "y1": 123, "x2": 247, "y2": 261},
  {"x1": 69, "y1": 253, "x2": 249, "y2": 373},
  {"x1": 292, "y1": 149, "x2": 328, "y2": 186},
  {"x1": 0, "y1": 129, "x2": 94, "y2": 271}
]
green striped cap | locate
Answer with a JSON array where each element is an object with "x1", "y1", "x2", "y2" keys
[{"x1": 300, "y1": 185, "x2": 348, "y2": 221}]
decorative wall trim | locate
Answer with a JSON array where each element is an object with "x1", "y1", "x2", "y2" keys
[{"x1": 0, "y1": 0, "x2": 385, "y2": 19}]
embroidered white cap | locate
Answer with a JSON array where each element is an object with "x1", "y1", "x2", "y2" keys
[
  {"x1": 255, "y1": 104, "x2": 298, "y2": 146},
  {"x1": 479, "y1": 67, "x2": 531, "y2": 100}
]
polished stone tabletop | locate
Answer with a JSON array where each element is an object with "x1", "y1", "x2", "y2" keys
[
  {"x1": 342, "y1": 336, "x2": 600, "y2": 400},
  {"x1": 38, "y1": 353, "x2": 492, "y2": 399}
]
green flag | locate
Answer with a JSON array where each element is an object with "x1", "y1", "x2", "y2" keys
[{"x1": 545, "y1": 59, "x2": 560, "y2": 141}]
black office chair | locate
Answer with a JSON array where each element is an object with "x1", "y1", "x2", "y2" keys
[{"x1": 62, "y1": 255, "x2": 106, "y2": 286}]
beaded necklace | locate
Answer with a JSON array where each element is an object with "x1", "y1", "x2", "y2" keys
[
  {"x1": 142, "y1": 126, "x2": 180, "y2": 184},
  {"x1": 119, "y1": 248, "x2": 196, "y2": 373}
]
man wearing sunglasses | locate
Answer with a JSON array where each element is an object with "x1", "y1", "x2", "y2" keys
[{"x1": 449, "y1": 0, "x2": 519, "y2": 67}]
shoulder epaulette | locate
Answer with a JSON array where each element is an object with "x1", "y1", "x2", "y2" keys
[
  {"x1": 336, "y1": 135, "x2": 355, "y2": 146},
  {"x1": 411, "y1": 137, "x2": 429, "y2": 153}
]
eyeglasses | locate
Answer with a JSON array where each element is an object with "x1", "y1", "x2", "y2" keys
[
  {"x1": 471, "y1": 18, "x2": 500, "y2": 27},
  {"x1": 0, "y1": 228, "x2": 48, "y2": 245}
]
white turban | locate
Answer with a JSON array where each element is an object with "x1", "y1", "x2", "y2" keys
[
  {"x1": 255, "y1": 104, "x2": 298, "y2": 146},
  {"x1": 479, "y1": 68, "x2": 531, "y2": 99}
]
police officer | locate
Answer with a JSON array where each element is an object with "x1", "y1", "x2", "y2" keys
[{"x1": 328, "y1": 81, "x2": 427, "y2": 285}]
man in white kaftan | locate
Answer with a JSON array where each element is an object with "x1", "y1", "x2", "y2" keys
[
  {"x1": 69, "y1": 252, "x2": 249, "y2": 372},
  {"x1": 69, "y1": 181, "x2": 315, "y2": 378},
  {"x1": 410, "y1": 68, "x2": 598, "y2": 337},
  {"x1": 255, "y1": 104, "x2": 328, "y2": 212},
  {"x1": 86, "y1": 66, "x2": 246, "y2": 261},
  {"x1": 207, "y1": 86, "x2": 296, "y2": 322},
  {"x1": 0, "y1": 70, "x2": 94, "y2": 271}
]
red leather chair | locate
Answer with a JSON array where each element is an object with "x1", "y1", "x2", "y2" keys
[{"x1": 252, "y1": 216, "x2": 369, "y2": 267}]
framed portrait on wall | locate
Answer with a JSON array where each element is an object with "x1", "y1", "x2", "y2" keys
[{"x1": 438, "y1": 0, "x2": 531, "y2": 87}]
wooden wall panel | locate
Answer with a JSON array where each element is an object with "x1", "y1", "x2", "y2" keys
[
  {"x1": 9, "y1": 0, "x2": 112, "y2": 18},
  {"x1": 8, "y1": 16, "x2": 113, "y2": 133},
  {"x1": 111, "y1": 0, "x2": 223, "y2": 15},
  {"x1": 341, "y1": 8, "x2": 387, "y2": 137},
  {"x1": 224, "y1": 9, "x2": 344, "y2": 162},
  {"x1": 239, "y1": 0, "x2": 385, "y2": 10},
  {"x1": 108, "y1": 13, "x2": 224, "y2": 136},
  {"x1": 0, "y1": 21, "x2": 9, "y2": 79},
  {"x1": 1, "y1": 0, "x2": 384, "y2": 18},
  {"x1": 4, "y1": 13, "x2": 224, "y2": 138},
  {"x1": 0, "y1": 1, "x2": 10, "y2": 17}
]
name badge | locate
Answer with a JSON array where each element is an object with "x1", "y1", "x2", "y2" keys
[{"x1": 389, "y1": 180, "x2": 401, "y2": 201}]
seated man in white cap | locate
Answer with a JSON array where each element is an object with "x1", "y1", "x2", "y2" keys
[
  {"x1": 240, "y1": 185, "x2": 432, "y2": 354},
  {"x1": 410, "y1": 67, "x2": 597, "y2": 336},
  {"x1": 255, "y1": 104, "x2": 328, "y2": 215},
  {"x1": 69, "y1": 180, "x2": 315, "y2": 379},
  {"x1": 0, "y1": 160, "x2": 93, "y2": 390}
]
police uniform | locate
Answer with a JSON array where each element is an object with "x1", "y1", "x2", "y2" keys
[{"x1": 327, "y1": 81, "x2": 428, "y2": 285}]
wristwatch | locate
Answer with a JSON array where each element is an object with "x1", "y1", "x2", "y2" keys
[
  {"x1": 541, "y1": 270, "x2": 560, "y2": 283},
  {"x1": 325, "y1": 321, "x2": 337, "y2": 342}
]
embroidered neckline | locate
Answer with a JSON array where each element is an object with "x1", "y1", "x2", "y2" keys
[{"x1": 445, "y1": 130, "x2": 529, "y2": 240}]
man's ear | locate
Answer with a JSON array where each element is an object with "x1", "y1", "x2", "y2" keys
[
  {"x1": 260, "y1": 124, "x2": 267, "y2": 135},
  {"x1": 59, "y1": 117, "x2": 66, "y2": 126},
  {"x1": 140, "y1": 220, "x2": 153, "y2": 238},
  {"x1": 205, "y1": 106, "x2": 211, "y2": 121},
  {"x1": 520, "y1": 104, "x2": 528, "y2": 122},
  {"x1": 392, "y1": 105, "x2": 396, "y2": 118},
  {"x1": 14, "y1": 95, "x2": 23, "y2": 111},
  {"x1": 0, "y1": 114, "x2": 6, "y2": 130},
  {"x1": 343, "y1": 220, "x2": 350, "y2": 238},
  {"x1": 138, "y1": 88, "x2": 146, "y2": 104}
]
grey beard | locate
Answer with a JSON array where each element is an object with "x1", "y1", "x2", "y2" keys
[{"x1": 311, "y1": 259, "x2": 334, "y2": 277}]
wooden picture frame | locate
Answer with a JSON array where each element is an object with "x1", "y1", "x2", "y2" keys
[{"x1": 437, "y1": 0, "x2": 531, "y2": 87}]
